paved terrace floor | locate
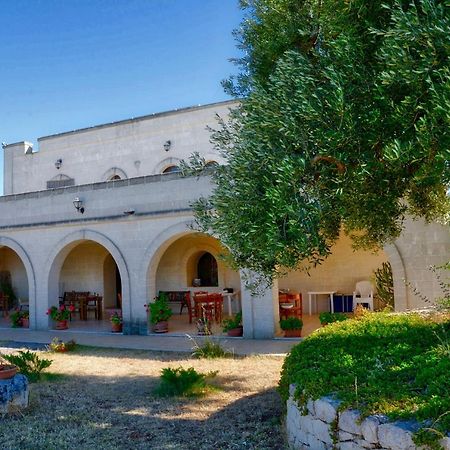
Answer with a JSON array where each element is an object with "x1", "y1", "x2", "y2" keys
[{"x1": 0, "y1": 327, "x2": 300, "y2": 356}]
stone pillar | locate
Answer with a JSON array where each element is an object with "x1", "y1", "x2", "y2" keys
[{"x1": 240, "y1": 270, "x2": 280, "y2": 339}]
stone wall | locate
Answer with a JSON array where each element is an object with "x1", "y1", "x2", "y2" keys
[{"x1": 286, "y1": 385, "x2": 450, "y2": 450}]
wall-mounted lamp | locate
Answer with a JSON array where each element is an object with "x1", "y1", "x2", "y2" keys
[
  {"x1": 73, "y1": 197, "x2": 84, "y2": 214},
  {"x1": 163, "y1": 140, "x2": 171, "y2": 151},
  {"x1": 55, "y1": 159, "x2": 62, "y2": 169},
  {"x1": 124, "y1": 209, "x2": 135, "y2": 215}
]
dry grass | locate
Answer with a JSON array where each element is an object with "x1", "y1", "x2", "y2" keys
[{"x1": 0, "y1": 345, "x2": 287, "y2": 450}]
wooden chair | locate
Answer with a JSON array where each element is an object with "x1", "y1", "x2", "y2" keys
[
  {"x1": 193, "y1": 291, "x2": 212, "y2": 321},
  {"x1": 0, "y1": 293, "x2": 9, "y2": 317},
  {"x1": 208, "y1": 293, "x2": 224, "y2": 324}
]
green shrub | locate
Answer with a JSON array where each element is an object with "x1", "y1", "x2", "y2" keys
[
  {"x1": 279, "y1": 313, "x2": 450, "y2": 442},
  {"x1": 319, "y1": 312, "x2": 348, "y2": 325},
  {"x1": 48, "y1": 338, "x2": 77, "y2": 353},
  {"x1": 222, "y1": 312, "x2": 242, "y2": 332},
  {"x1": 373, "y1": 262, "x2": 394, "y2": 308},
  {"x1": 191, "y1": 338, "x2": 233, "y2": 359},
  {"x1": 155, "y1": 367, "x2": 217, "y2": 397},
  {"x1": 279, "y1": 317, "x2": 303, "y2": 330},
  {"x1": 3, "y1": 350, "x2": 53, "y2": 382}
]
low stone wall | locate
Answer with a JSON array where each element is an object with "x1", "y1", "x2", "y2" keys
[
  {"x1": 286, "y1": 385, "x2": 450, "y2": 450},
  {"x1": 0, "y1": 374, "x2": 29, "y2": 415}
]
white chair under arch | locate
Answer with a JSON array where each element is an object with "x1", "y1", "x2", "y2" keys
[{"x1": 353, "y1": 281, "x2": 374, "y2": 311}]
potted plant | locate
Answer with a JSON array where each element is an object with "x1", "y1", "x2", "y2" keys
[
  {"x1": 0, "y1": 355, "x2": 17, "y2": 380},
  {"x1": 145, "y1": 292, "x2": 172, "y2": 333},
  {"x1": 222, "y1": 312, "x2": 243, "y2": 337},
  {"x1": 47, "y1": 305, "x2": 75, "y2": 330},
  {"x1": 319, "y1": 312, "x2": 348, "y2": 326},
  {"x1": 110, "y1": 312, "x2": 123, "y2": 333},
  {"x1": 280, "y1": 317, "x2": 303, "y2": 337},
  {"x1": 10, "y1": 309, "x2": 29, "y2": 328}
]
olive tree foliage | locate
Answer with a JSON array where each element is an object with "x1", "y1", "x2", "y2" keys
[{"x1": 187, "y1": 0, "x2": 450, "y2": 281}]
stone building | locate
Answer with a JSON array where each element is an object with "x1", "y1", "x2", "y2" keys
[{"x1": 0, "y1": 100, "x2": 448, "y2": 338}]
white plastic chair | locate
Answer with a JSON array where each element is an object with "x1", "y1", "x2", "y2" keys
[{"x1": 353, "y1": 281, "x2": 374, "y2": 311}]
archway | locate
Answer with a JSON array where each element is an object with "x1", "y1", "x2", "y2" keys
[
  {"x1": 46, "y1": 230, "x2": 130, "y2": 332},
  {"x1": 145, "y1": 229, "x2": 241, "y2": 334},
  {"x1": 0, "y1": 237, "x2": 35, "y2": 329}
]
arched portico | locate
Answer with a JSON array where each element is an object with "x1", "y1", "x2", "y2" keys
[
  {"x1": 44, "y1": 230, "x2": 130, "y2": 329},
  {"x1": 0, "y1": 237, "x2": 36, "y2": 328}
]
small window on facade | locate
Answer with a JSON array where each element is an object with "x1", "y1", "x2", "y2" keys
[
  {"x1": 197, "y1": 252, "x2": 218, "y2": 287},
  {"x1": 162, "y1": 165, "x2": 181, "y2": 174},
  {"x1": 108, "y1": 175, "x2": 121, "y2": 181},
  {"x1": 205, "y1": 161, "x2": 218, "y2": 168}
]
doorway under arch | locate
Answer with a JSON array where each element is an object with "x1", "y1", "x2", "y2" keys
[
  {"x1": 48, "y1": 240, "x2": 124, "y2": 332},
  {"x1": 0, "y1": 245, "x2": 31, "y2": 328}
]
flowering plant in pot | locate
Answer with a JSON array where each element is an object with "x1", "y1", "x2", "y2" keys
[
  {"x1": 145, "y1": 292, "x2": 172, "y2": 333},
  {"x1": 222, "y1": 312, "x2": 243, "y2": 337},
  {"x1": 110, "y1": 312, "x2": 123, "y2": 333},
  {"x1": 0, "y1": 354, "x2": 17, "y2": 380},
  {"x1": 10, "y1": 309, "x2": 29, "y2": 328},
  {"x1": 47, "y1": 305, "x2": 74, "y2": 330},
  {"x1": 280, "y1": 317, "x2": 303, "y2": 337}
]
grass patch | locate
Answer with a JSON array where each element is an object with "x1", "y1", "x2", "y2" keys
[
  {"x1": 154, "y1": 366, "x2": 218, "y2": 397},
  {"x1": 279, "y1": 312, "x2": 450, "y2": 442},
  {"x1": 190, "y1": 338, "x2": 233, "y2": 359}
]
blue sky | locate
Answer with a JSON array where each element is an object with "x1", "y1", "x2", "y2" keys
[{"x1": 0, "y1": 0, "x2": 243, "y2": 192}]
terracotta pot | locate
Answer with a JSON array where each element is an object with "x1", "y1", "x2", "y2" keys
[
  {"x1": 284, "y1": 329, "x2": 302, "y2": 338},
  {"x1": 227, "y1": 326, "x2": 243, "y2": 337},
  {"x1": 0, "y1": 365, "x2": 17, "y2": 380},
  {"x1": 152, "y1": 321, "x2": 168, "y2": 333},
  {"x1": 111, "y1": 322, "x2": 122, "y2": 333},
  {"x1": 55, "y1": 320, "x2": 68, "y2": 330},
  {"x1": 21, "y1": 318, "x2": 29, "y2": 328}
]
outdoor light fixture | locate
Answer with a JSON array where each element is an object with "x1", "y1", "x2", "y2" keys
[
  {"x1": 55, "y1": 158, "x2": 62, "y2": 169},
  {"x1": 163, "y1": 140, "x2": 171, "y2": 151},
  {"x1": 73, "y1": 197, "x2": 84, "y2": 214}
]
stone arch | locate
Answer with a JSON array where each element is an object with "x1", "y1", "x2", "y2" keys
[
  {"x1": 153, "y1": 157, "x2": 181, "y2": 174},
  {"x1": 45, "y1": 229, "x2": 131, "y2": 324},
  {"x1": 0, "y1": 236, "x2": 36, "y2": 328},
  {"x1": 383, "y1": 242, "x2": 409, "y2": 311},
  {"x1": 141, "y1": 220, "x2": 194, "y2": 301},
  {"x1": 102, "y1": 167, "x2": 128, "y2": 181}
]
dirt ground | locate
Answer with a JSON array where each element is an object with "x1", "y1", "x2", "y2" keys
[{"x1": 0, "y1": 345, "x2": 288, "y2": 450}]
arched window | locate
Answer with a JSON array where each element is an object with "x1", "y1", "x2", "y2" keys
[
  {"x1": 205, "y1": 161, "x2": 218, "y2": 168},
  {"x1": 197, "y1": 252, "x2": 218, "y2": 287},
  {"x1": 162, "y1": 165, "x2": 181, "y2": 174},
  {"x1": 108, "y1": 174, "x2": 121, "y2": 181}
]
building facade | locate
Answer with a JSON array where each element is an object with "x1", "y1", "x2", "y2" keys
[{"x1": 1, "y1": 100, "x2": 449, "y2": 338}]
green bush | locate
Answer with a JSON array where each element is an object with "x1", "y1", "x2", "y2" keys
[
  {"x1": 279, "y1": 313, "x2": 450, "y2": 442},
  {"x1": 3, "y1": 350, "x2": 53, "y2": 382},
  {"x1": 280, "y1": 317, "x2": 303, "y2": 330},
  {"x1": 222, "y1": 312, "x2": 242, "y2": 332},
  {"x1": 319, "y1": 312, "x2": 348, "y2": 325},
  {"x1": 191, "y1": 339, "x2": 233, "y2": 359},
  {"x1": 155, "y1": 367, "x2": 217, "y2": 397}
]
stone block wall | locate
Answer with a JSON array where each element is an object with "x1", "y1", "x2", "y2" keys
[{"x1": 286, "y1": 385, "x2": 450, "y2": 450}]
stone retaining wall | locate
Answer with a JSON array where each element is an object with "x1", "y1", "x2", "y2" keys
[{"x1": 286, "y1": 385, "x2": 450, "y2": 450}]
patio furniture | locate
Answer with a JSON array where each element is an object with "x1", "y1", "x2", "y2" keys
[
  {"x1": 159, "y1": 291, "x2": 194, "y2": 323},
  {"x1": 193, "y1": 292, "x2": 217, "y2": 323},
  {"x1": 353, "y1": 281, "x2": 374, "y2": 311},
  {"x1": 208, "y1": 293, "x2": 224, "y2": 323},
  {"x1": 0, "y1": 293, "x2": 9, "y2": 317},
  {"x1": 85, "y1": 294, "x2": 103, "y2": 320},
  {"x1": 279, "y1": 292, "x2": 302, "y2": 320},
  {"x1": 222, "y1": 291, "x2": 241, "y2": 316},
  {"x1": 307, "y1": 291, "x2": 336, "y2": 316}
]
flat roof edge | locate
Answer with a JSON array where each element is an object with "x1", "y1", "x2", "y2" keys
[{"x1": 38, "y1": 99, "x2": 239, "y2": 142}]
